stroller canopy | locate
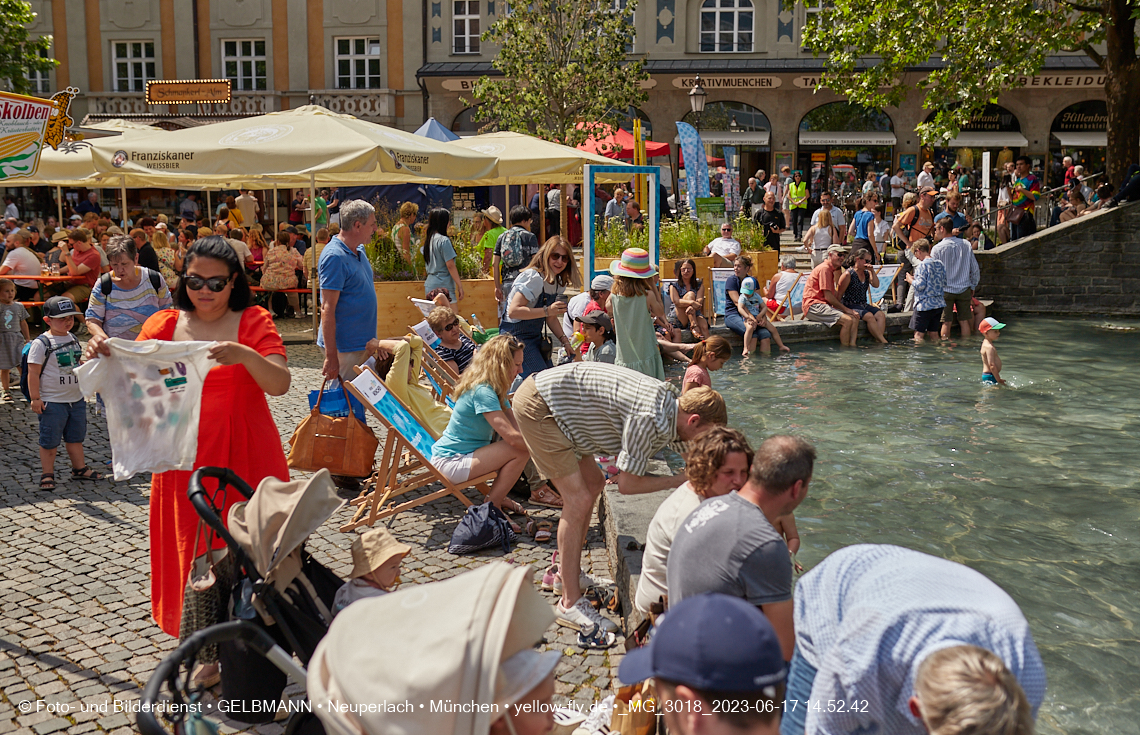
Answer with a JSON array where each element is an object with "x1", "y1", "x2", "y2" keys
[
  {"x1": 308, "y1": 562, "x2": 554, "y2": 735},
  {"x1": 228, "y1": 469, "x2": 345, "y2": 592}
]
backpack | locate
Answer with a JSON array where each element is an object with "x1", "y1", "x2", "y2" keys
[
  {"x1": 100, "y1": 268, "x2": 162, "y2": 297},
  {"x1": 447, "y1": 502, "x2": 518, "y2": 555},
  {"x1": 19, "y1": 333, "x2": 74, "y2": 402},
  {"x1": 497, "y1": 227, "x2": 531, "y2": 269}
]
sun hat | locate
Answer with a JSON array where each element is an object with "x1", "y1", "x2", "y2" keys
[
  {"x1": 978, "y1": 317, "x2": 1006, "y2": 334},
  {"x1": 44, "y1": 296, "x2": 82, "y2": 319},
  {"x1": 481, "y1": 206, "x2": 503, "y2": 227},
  {"x1": 350, "y1": 527, "x2": 411, "y2": 580},
  {"x1": 619, "y1": 593, "x2": 786, "y2": 694},
  {"x1": 590, "y1": 274, "x2": 614, "y2": 291},
  {"x1": 495, "y1": 649, "x2": 562, "y2": 714},
  {"x1": 51, "y1": 230, "x2": 69, "y2": 243},
  {"x1": 69, "y1": 214, "x2": 82, "y2": 221},
  {"x1": 609, "y1": 247, "x2": 657, "y2": 279},
  {"x1": 740, "y1": 277, "x2": 759, "y2": 297}
]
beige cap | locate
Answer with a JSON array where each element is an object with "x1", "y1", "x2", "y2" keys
[
  {"x1": 350, "y1": 527, "x2": 411, "y2": 579},
  {"x1": 481, "y1": 205, "x2": 503, "y2": 226}
]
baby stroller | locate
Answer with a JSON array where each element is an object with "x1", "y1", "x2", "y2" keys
[{"x1": 140, "y1": 467, "x2": 345, "y2": 732}]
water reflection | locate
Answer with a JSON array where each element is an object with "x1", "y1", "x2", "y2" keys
[{"x1": 673, "y1": 318, "x2": 1140, "y2": 735}]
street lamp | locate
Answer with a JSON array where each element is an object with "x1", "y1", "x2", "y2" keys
[{"x1": 689, "y1": 75, "x2": 707, "y2": 131}]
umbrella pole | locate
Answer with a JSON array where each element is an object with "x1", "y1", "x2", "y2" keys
[
  {"x1": 273, "y1": 186, "x2": 279, "y2": 233},
  {"x1": 56, "y1": 186, "x2": 62, "y2": 226},
  {"x1": 560, "y1": 184, "x2": 568, "y2": 245},
  {"x1": 539, "y1": 187, "x2": 546, "y2": 241},
  {"x1": 206, "y1": 189, "x2": 211, "y2": 224},
  {"x1": 120, "y1": 185, "x2": 127, "y2": 227},
  {"x1": 309, "y1": 173, "x2": 318, "y2": 337}
]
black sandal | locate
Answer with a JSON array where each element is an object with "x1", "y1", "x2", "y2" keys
[
  {"x1": 39, "y1": 474, "x2": 55, "y2": 491},
  {"x1": 71, "y1": 465, "x2": 107, "y2": 481}
]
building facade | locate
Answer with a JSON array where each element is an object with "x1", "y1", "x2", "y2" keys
[
  {"x1": 418, "y1": 0, "x2": 1109, "y2": 192},
  {"x1": 22, "y1": 0, "x2": 426, "y2": 129}
]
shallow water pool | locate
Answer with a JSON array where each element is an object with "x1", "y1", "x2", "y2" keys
[{"x1": 683, "y1": 316, "x2": 1140, "y2": 735}]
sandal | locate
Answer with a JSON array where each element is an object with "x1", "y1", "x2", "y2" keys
[
  {"x1": 528, "y1": 483, "x2": 564, "y2": 509},
  {"x1": 38, "y1": 473, "x2": 55, "y2": 491},
  {"x1": 501, "y1": 497, "x2": 528, "y2": 517},
  {"x1": 71, "y1": 465, "x2": 107, "y2": 481},
  {"x1": 529, "y1": 519, "x2": 553, "y2": 543}
]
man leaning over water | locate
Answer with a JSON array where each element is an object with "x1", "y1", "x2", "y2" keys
[{"x1": 781, "y1": 544, "x2": 1045, "y2": 735}]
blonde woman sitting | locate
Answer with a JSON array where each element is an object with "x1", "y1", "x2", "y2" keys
[{"x1": 431, "y1": 334, "x2": 531, "y2": 526}]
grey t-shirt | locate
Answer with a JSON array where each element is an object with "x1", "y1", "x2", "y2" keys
[{"x1": 667, "y1": 491, "x2": 792, "y2": 606}]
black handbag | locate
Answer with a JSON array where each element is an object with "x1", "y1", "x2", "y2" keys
[{"x1": 448, "y1": 502, "x2": 518, "y2": 555}]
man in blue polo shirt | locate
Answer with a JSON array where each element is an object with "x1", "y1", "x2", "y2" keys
[{"x1": 318, "y1": 199, "x2": 382, "y2": 382}]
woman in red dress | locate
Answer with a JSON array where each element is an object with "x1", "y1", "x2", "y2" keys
[{"x1": 86, "y1": 236, "x2": 292, "y2": 685}]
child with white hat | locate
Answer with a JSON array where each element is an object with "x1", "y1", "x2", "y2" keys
[{"x1": 332, "y1": 527, "x2": 411, "y2": 614}]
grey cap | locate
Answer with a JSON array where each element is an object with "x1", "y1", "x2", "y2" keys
[{"x1": 590, "y1": 274, "x2": 614, "y2": 291}]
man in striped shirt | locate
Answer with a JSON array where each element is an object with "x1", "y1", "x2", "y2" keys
[{"x1": 513, "y1": 362, "x2": 728, "y2": 632}]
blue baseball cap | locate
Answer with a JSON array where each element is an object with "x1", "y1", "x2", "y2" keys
[{"x1": 619, "y1": 593, "x2": 786, "y2": 692}]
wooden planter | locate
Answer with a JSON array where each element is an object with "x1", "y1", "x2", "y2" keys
[
  {"x1": 591, "y1": 250, "x2": 777, "y2": 318},
  {"x1": 374, "y1": 277, "x2": 500, "y2": 335}
]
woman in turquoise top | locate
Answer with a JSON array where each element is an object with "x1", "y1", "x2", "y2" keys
[
  {"x1": 609, "y1": 247, "x2": 666, "y2": 381},
  {"x1": 422, "y1": 207, "x2": 465, "y2": 302},
  {"x1": 430, "y1": 334, "x2": 529, "y2": 526}
]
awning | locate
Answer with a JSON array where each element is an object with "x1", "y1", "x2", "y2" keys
[
  {"x1": 798, "y1": 131, "x2": 897, "y2": 146},
  {"x1": 1051, "y1": 132, "x2": 1106, "y2": 147},
  {"x1": 946, "y1": 132, "x2": 1029, "y2": 148},
  {"x1": 676, "y1": 131, "x2": 770, "y2": 146}
]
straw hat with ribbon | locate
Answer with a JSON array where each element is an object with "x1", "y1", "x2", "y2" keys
[{"x1": 609, "y1": 247, "x2": 657, "y2": 279}]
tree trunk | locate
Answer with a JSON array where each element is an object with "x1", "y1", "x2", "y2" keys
[{"x1": 1103, "y1": 0, "x2": 1140, "y2": 184}]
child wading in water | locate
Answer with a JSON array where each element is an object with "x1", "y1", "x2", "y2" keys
[
  {"x1": 979, "y1": 317, "x2": 1006, "y2": 385},
  {"x1": 682, "y1": 336, "x2": 731, "y2": 394},
  {"x1": 0, "y1": 279, "x2": 30, "y2": 402}
]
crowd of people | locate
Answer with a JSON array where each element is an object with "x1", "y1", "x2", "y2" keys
[{"x1": 0, "y1": 184, "x2": 1058, "y2": 735}]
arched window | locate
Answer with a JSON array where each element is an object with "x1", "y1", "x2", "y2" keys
[
  {"x1": 700, "y1": 0, "x2": 754, "y2": 53},
  {"x1": 451, "y1": 106, "x2": 497, "y2": 134},
  {"x1": 615, "y1": 106, "x2": 654, "y2": 140},
  {"x1": 682, "y1": 101, "x2": 770, "y2": 131},
  {"x1": 799, "y1": 102, "x2": 893, "y2": 132}
]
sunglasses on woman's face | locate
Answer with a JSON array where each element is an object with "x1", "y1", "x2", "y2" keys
[
  {"x1": 549, "y1": 252, "x2": 569, "y2": 262},
  {"x1": 444, "y1": 320, "x2": 460, "y2": 331},
  {"x1": 184, "y1": 274, "x2": 232, "y2": 292}
]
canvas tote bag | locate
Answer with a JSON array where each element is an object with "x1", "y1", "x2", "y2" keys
[{"x1": 288, "y1": 379, "x2": 378, "y2": 477}]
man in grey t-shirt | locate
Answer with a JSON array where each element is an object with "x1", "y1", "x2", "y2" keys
[{"x1": 668, "y1": 435, "x2": 816, "y2": 661}]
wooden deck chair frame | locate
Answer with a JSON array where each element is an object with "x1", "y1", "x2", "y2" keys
[
  {"x1": 770, "y1": 273, "x2": 803, "y2": 322},
  {"x1": 422, "y1": 342, "x2": 461, "y2": 382},
  {"x1": 871, "y1": 264, "x2": 901, "y2": 307},
  {"x1": 341, "y1": 366, "x2": 495, "y2": 531}
]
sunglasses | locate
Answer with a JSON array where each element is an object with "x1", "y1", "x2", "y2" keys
[
  {"x1": 184, "y1": 274, "x2": 233, "y2": 292},
  {"x1": 549, "y1": 252, "x2": 569, "y2": 262},
  {"x1": 722, "y1": 228, "x2": 733, "y2": 232},
  {"x1": 444, "y1": 320, "x2": 460, "y2": 332}
]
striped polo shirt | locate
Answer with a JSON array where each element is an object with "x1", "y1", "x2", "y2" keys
[{"x1": 532, "y1": 362, "x2": 684, "y2": 476}]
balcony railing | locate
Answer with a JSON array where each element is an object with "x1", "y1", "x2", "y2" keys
[
  {"x1": 86, "y1": 91, "x2": 282, "y2": 116},
  {"x1": 310, "y1": 89, "x2": 398, "y2": 124}
]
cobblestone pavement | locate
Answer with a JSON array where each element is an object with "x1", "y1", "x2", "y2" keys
[{"x1": 0, "y1": 340, "x2": 625, "y2": 735}]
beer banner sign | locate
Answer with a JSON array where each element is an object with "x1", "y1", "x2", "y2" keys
[{"x1": 0, "y1": 87, "x2": 78, "y2": 182}]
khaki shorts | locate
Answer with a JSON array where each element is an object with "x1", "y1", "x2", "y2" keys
[
  {"x1": 512, "y1": 377, "x2": 581, "y2": 480},
  {"x1": 942, "y1": 289, "x2": 974, "y2": 323},
  {"x1": 805, "y1": 302, "x2": 845, "y2": 327},
  {"x1": 335, "y1": 349, "x2": 368, "y2": 382}
]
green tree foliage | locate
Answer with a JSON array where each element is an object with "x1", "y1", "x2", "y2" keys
[
  {"x1": 795, "y1": 0, "x2": 1139, "y2": 178},
  {"x1": 0, "y1": 0, "x2": 56, "y2": 96},
  {"x1": 469, "y1": 0, "x2": 648, "y2": 148}
]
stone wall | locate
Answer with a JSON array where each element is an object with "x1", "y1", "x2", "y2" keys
[{"x1": 977, "y1": 202, "x2": 1140, "y2": 315}]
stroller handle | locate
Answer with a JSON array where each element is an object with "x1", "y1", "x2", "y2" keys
[
  {"x1": 187, "y1": 467, "x2": 255, "y2": 557},
  {"x1": 138, "y1": 621, "x2": 282, "y2": 735}
]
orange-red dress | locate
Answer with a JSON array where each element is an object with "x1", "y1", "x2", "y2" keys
[{"x1": 138, "y1": 306, "x2": 289, "y2": 636}]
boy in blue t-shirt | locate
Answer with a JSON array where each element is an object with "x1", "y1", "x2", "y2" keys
[{"x1": 28, "y1": 297, "x2": 108, "y2": 491}]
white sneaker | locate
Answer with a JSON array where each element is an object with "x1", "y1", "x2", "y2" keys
[
  {"x1": 557, "y1": 596, "x2": 619, "y2": 633},
  {"x1": 551, "y1": 570, "x2": 602, "y2": 596}
]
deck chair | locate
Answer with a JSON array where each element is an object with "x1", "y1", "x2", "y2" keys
[
  {"x1": 782, "y1": 278, "x2": 806, "y2": 320},
  {"x1": 341, "y1": 366, "x2": 495, "y2": 532},
  {"x1": 420, "y1": 355, "x2": 457, "y2": 408},
  {"x1": 769, "y1": 273, "x2": 803, "y2": 321},
  {"x1": 409, "y1": 297, "x2": 437, "y2": 320},
  {"x1": 870, "y1": 264, "x2": 901, "y2": 306},
  {"x1": 423, "y1": 342, "x2": 461, "y2": 382}
]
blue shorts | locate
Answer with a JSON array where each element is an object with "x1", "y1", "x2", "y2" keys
[
  {"x1": 982, "y1": 373, "x2": 998, "y2": 385},
  {"x1": 851, "y1": 303, "x2": 881, "y2": 317},
  {"x1": 724, "y1": 311, "x2": 771, "y2": 341},
  {"x1": 39, "y1": 399, "x2": 87, "y2": 449},
  {"x1": 780, "y1": 647, "x2": 818, "y2": 735}
]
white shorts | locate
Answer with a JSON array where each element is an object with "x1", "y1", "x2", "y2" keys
[{"x1": 432, "y1": 452, "x2": 473, "y2": 483}]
